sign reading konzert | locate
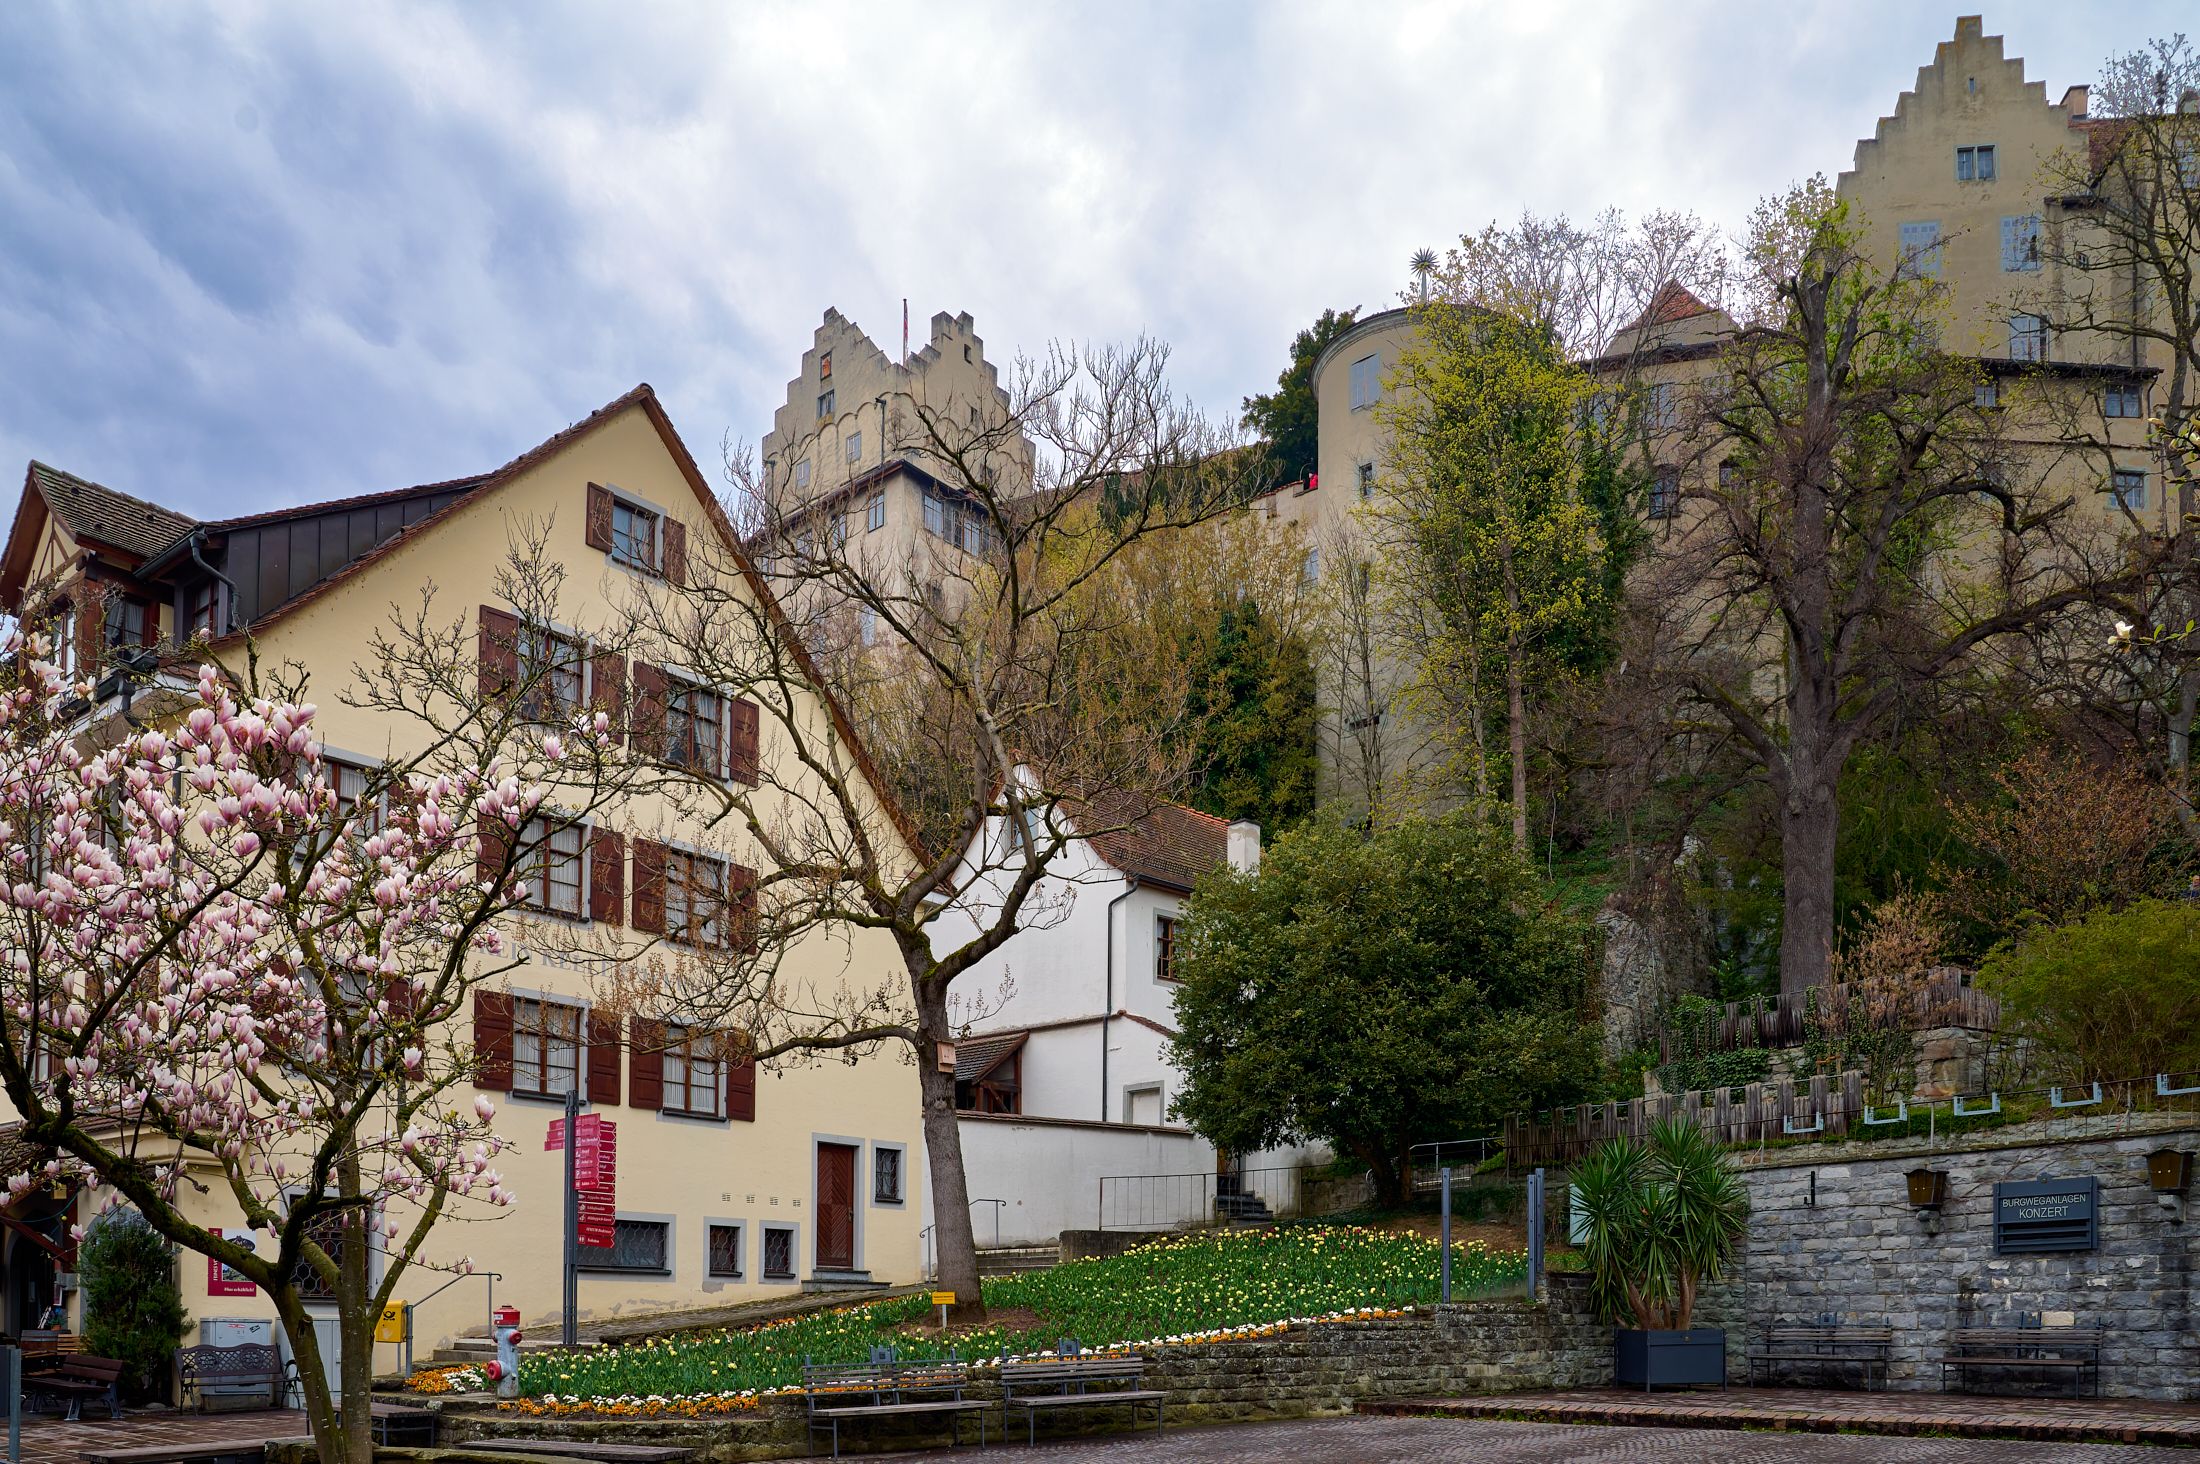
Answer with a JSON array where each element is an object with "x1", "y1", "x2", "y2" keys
[{"x1": 1993, "y1": 1177, "x2": 2100, "y2": 1254}]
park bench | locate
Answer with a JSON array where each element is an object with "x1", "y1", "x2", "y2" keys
[
  {"x1": 179, "y1": 1342, "x2": 287, "y2": 1412},
  {"x1": 1939, "y1": 1323, "x2": 2103, "y2": 1397},
  {"x1": 799, "y1": 1350, "x2": 989, "y2": 1458},
  {"x1": 83, "y1": 1445, "x2": 269, "y2": 1464},
  {"x1": 1745, "y1": 1321, "x2": 1893, "y2": 1390},
  {"x1": 25, "y1": 1352, "x2": 127, "y2": 1420},
  {"x1": 468, "y1": 1440, "x2": 692, "y2": 1461},
  {"x1": 999, "y1": 1343, "x2": 1165, "y2": 1445}
]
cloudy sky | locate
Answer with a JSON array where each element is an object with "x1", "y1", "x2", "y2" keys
[{"x1": 0, "y1": 3, "x2": 2187, "y2": 519}]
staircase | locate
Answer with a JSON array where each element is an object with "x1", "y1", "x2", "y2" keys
[
  {"x1": 975, "y1": 1244, "x2": 1059, "y2": 1276},
  {"x1": 1216, "y1": 1191, "x2": 1275, "y2": 1226},
  {"x1": 429, "y1": 1333, "x2": 596, "y2": 1366},
  {"x1": 803, "y1": 1268, "x2": 893, "y2": 1296}
]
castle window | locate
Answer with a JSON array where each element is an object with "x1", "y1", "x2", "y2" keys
[{"x1": 1956, "y1": 144, "x2": 1996, "y2": 181}]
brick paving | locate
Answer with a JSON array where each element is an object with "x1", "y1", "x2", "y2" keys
[
  {"x1": 7, "y1": 1408, "x2": 307, "y2": 1464},
  {"x1": 1364, "y1": 1386, "x2": 2200, "y2": 1447},
  {"x1": 880, "y1": 1415, "x2": 2172, "y2": 1460}
]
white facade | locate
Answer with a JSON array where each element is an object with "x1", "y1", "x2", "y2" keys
[{"x1": 922, "y1": 794, "x2": 1324, "y2": 1249}]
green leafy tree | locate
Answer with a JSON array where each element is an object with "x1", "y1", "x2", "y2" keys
[
  {"x1": 1183, "y1": 599, "x2": 1318, "y2": 833},
  {"x1": 79, "y1": 1210, "x2": 191, "y2": 1400},
  {"x1": 1241, "y1": 307, "x2": 1360, "y2": 486},
  {"x1": 1976, "y1": 899, "x2": 2200, "y2": 1080},
  {"x1": 1167, "y1": 817, "x2": 1602, "y2": 1204},
  {"x1": 1572, "y1": 1118, "x2": 1749, "y2": 1330},
  {"x1": 1378, "y1": 301, "x2": 1610, "y2": 847}
]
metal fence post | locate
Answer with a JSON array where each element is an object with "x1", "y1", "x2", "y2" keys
[
  {"x1": 1439, "y1": 1167, "x2": 1453, "y2": 1304},
  {"x1": 1527, "y1": 1168, "x2": 1545, "y2": 1303},
  {"x1": 562, "y1": 1088, "x2": 581, "y2": 1349},
  {"x1": 6, "y1": 1343, "x2": 20, "y2": 1464}
]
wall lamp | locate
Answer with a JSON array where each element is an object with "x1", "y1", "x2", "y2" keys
[
  {"x1": 2148, "y1": 1149, "x2": 2193, "y2": 1221},
  {"x1": 1907, "y1": 1168, "x2": 1949, "y2": 1230}
]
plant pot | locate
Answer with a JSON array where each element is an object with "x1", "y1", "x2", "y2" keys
[{"x1": 1613, "y1": 1327, "x2": 1726, "y2": 1390}]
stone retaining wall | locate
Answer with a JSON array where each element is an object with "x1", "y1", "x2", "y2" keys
[
  {"x1": 420, "y1": 1288, "x2": 1612, "y2": 1460},
  {"x1": 1733, "y1": 1117, "x2": 2200, "y2": 1400}
]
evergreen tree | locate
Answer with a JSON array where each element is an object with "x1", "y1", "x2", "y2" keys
[{"x1": 1241, "y1": 307, "x2": 1360, "y2": 486}]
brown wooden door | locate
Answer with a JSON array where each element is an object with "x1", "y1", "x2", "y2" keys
[{"x1": 816, "y1": 1142, "x2": 858, "y2": 1271}]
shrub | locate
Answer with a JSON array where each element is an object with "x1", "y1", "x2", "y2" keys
[
  {"x1": 1655, "y1": 994, "x2": 1773, "y2": 1094},
  {"x1": 1975, "y1": 899, "x2": 2200, "y2": 1080},
  {"x1": 1571, "y1": 1117, "x2": 1749, "y2": 1331},
  {"x1": 80, "y1": 1210, "x2": 190, "y2": 1400}
]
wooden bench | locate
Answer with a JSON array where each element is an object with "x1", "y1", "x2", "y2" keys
[
  {"x1": 25, "y1": 1353, "x2": 127, "y2": 1420},
  {"x1": 1939, "y1": 1325, "x2": 2103, "y2": 1398},
  {"x1": 179, "y1": 1342, "x2": 287, "y2": 1412},
  {"x1": 999, "y1": 1346, "x2": 1164, "y2": 1446},
  {"x1": 468, "y1": 1441, "x2": 693, "y2": 1461},
  {"x1": 800, "y1": 1352, "x2": 988, "y2": 1458},
  {"x1": 1745, "y1": 1323, "x2": 1893, "y2": 1390},
  {"x1": 83, "y1": 1445, "x2": 269, "y2": 1464}
]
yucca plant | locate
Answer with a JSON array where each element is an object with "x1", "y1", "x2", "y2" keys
[{"x1": 1572, "y1": 1117, "x2": 1749, "y2": 1330}]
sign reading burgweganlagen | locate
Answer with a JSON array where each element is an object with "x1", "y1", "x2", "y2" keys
[{"x1": 1993, "y1": 1177, "x2": 2098, "y2": 1254}]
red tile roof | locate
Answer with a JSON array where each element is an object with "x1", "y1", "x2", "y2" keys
[
  {"x1": 1078, "y1": 791, "x2": 1234, "y2": 893},
  {"x1": 1627, "y1": 282, "x2": 1717, "y2": 333}
]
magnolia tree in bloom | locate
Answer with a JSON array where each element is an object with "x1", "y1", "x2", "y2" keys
[{"x1": 0, "y1": 585, "x2": 617, "y2": 1464}]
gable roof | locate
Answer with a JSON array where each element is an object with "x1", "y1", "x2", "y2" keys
[
  {"x1": 195, "y1": 383, "x2": 934, "y2": 865},
  {"x1": 953, "y1": 1030, "x2": 1027, "y2": 1083},
  {"x1": 25, "y1": 462, "x2": 199, "y2": 562},
  {"x1": 1630, "y1": 282, "x2": 1717, "y2": 332},
  {"x1": 1079, "y1": 791, "x2": 1233, "y2": 894}
]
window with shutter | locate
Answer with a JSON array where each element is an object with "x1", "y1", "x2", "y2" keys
[
  {"x1": 1898, "y1": 221, "x2": 1943, "y2": 279},
  {"x1": 2000, "y1": 215, "x2": 2042, "y2": 272},
  {"x1": 663, "y1": 519, "x2": 688, "y2": 586},
  {"x1": 629, "y1": 1018, "x2": 665, "y2": 1109},
  {"x1": 473, "y1": 990, "x2": 514, "y2": 1091},
  {"x1": 477, "y1": 607, "x2": 520, "y2": 700},
  {"x1": 511, "y1": 997, "x2": 584, "y2": 1098},
  {"x1": 662, "y1": 1024, "x2": 726, "y2": 1118},
  {"x1": 587, "y1": 1010, "x2": 623, "y2": 1107},
  {"x1": 729, "y1": 698, "x2": 761, "y2": 786},
  {"x1": 585, "y1": 483, "x2": 616, "y2": 553},
  {"x1": 589, "y1": 830, "x2": 625, "y2": 926},
  {"x1": 631, "y1": 840, "x2": 667, "y2": 933},
  {"x1": 728, "y1": 1051, "x2": 757, "y2": 1123}
]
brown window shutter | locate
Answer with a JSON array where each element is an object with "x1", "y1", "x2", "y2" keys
[
  {"x1": 477, "y1": 813, "x2": 515, "y2": 891},
  {"x1": 590, "y1": 651, "x2": 626, "y2": 735},
  {"x1": 587, "y1": 1010, "x2": 623, "y2": 1107},
  {"x1": 631, "y1": 838, "x2": 667, "y2": 933},
  {"x1": 478, "y1": 606, "x2": 520, "y2": 701},
  {"x1": 585, "y1": 483, "x2": 615, "y2": 553},
  {"x1": 727, "y1": 1053, "x2": 757, "y2": 1123},
  {"x1": 588, "y1": 829, "x2": 625, "y2": 926},
  {"x1": 729, "y1": 863, "x2": 759, "y2": 952},
  {"x1": 729, "y1": 697, "x2": 761, "y2": 786},
  {"x1": 385, "y1": 977, "x2": 418, "y2": 1020},
  {"x1": 663, "y1": 519, "x2": 688, "y2": 585},
  {"x1": 629, "y1": 1018, "x2": 665, "y2": 1111},
  {"x1": 75, "y1": 592, "x2": 105, "y2": 672},
  {"x1": 631, "y1": 663, "x2": 668, "y2": 757},
  {"x1": 474, "y1": 990, "x2": 514, "y2": 1092},
  {"x1": 138, "y1": 600, "x2": 159, "y2": 649}
]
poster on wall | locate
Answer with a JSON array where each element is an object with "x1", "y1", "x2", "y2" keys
[
  {"x1": 207, "y1": 1227, "x2": 260, "y2": 1296},
  {"x1": 1993, "y1": 1177, "x2": 2099, "y2": 1254}
]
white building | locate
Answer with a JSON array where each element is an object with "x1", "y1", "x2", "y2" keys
[{"x1": 923, "y1": 787, "x2": 1323, "y2": 1249}]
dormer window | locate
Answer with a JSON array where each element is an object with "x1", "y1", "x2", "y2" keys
[
  {"x1": 185, "y1": 580, "x2": 223, "y2": 639},
  {"x1": 103, "y1": 596, "x2": 148, "y2": 651}
]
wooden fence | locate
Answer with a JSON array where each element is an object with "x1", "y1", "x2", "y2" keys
[
  {"x1": 1655, "y1": 978, "x2": 1999, "y2": 1062},
  {"x1": 1503, "y1": 1071, "x2": 1871, "y2": 1168}
]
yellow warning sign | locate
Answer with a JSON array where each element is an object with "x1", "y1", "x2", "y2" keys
[{"x1": 929, "y1": 1291, "x2": 956, "y2": 1307}]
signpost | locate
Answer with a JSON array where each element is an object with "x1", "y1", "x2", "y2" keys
[
  {"x1": 550, "y1": 1097, "x2": 620, "y2": 1344},
  {"x1": 931, "y1": 1291, "x2": 955, "y2": 1330},
  {"x1": 1993, "y1": 1177, "x2": 2099, "y2": 1254}
]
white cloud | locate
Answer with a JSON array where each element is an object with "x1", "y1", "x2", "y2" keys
[{"x1": 0, "y1": 1, "x2": 2184, "y2": 515}]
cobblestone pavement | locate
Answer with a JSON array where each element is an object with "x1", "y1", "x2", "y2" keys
[{"x1": 878, "y1": 1416, "x2": 2171, "y2": 1460}]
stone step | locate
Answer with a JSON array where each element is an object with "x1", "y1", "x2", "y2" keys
[
  {"x1": 975, "y1": 1245, "x2": 1059, "y2": 1276},
  {"x1": 802, "y1": 1269, "x2": 892, "y2": 1296}
]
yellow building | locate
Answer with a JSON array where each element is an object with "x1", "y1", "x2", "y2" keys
[{"x1": 0, "y1": 385, "x2": 927, "y2": 1381}]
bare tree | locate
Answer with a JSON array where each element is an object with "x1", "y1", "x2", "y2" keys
[
  {"x1": 1648, "y1": 180, "x2": 2126, "y2": 995},
  {"x1": 598, "y1": 341, "x2": 1259, "y2": 1320}
]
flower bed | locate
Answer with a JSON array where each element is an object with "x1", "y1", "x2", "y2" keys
[{"x1": 413, "y1": 1225, "x2": 1525, "y2": 1416}]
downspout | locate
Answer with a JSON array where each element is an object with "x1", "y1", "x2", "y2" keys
[
  {"x1": 1100, "y1": 879, "x2": 1138, "y2": 1122},
  {"x1": 186, "y1": 529, "x2": 241, "y2": 637}
]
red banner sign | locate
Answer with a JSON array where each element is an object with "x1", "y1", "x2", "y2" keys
[{"x1": 576, "y1": 1120, "x2": 617, "y2": 1248}]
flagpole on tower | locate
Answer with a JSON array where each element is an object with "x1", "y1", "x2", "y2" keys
[{"x1": 902, "y1": 298, "x2": 909, "y2": 365}]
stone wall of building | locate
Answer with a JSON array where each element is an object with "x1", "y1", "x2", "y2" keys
[{"x1": 1733, "y1": 1116, "x2": 2200, "y2": 1400}]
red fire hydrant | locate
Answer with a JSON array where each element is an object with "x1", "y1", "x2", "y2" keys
[{"x1": 484, "y1": 1305, "x2": 523, "y2": 1399}]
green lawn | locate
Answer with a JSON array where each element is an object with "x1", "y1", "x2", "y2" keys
[{"x1": 428, "y1": 1225, "x2": 1525, "y2": 1413}]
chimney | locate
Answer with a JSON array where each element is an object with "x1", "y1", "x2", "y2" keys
[
  {"x1": 2061, "y1": 84, "x2": 2089, "y2": 118},
  {"x1": 1226, "y1": 820, "x2": 1262, "y2": 875}
]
